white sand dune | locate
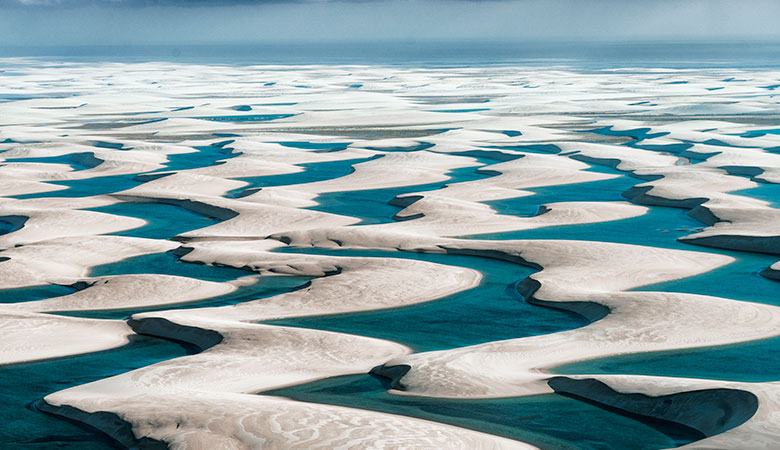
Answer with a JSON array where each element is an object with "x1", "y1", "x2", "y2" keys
[
  {"x1": 270, "y1": 234, "x2": 780, "y2": 398},
  {"x1": 0, "y1": 197, "x2": 145, "y2": 246},
  {"x1": 36, "y1": 238, "x2": 518, "y2": 449},
  {"x1": 3, "y1": 62, "x2": 780, "y2": 449},
  {"x1": 401, "y1": 152, "x2": 618, "y2": 203},
  {"x1": 241, "y1": 150, "x2": 482, "y2": 206},
  {"x1": 0, "y1": 310, "x2": 131, "y2": 364},
  {"x1": 172, "y1": 238, "x2": 480, "y2": 319},
  {"x1": 376, "y1": 198, "x2": 646, "y2": 237},
  {"x1": 42, "y1": 393, "x2": 533, "y2": 450},
  {"x1": 0, "y1": 235, "x2": 176, "y2": 289},
  {"x1": 8, "y1": 273, "x2": 236, "y2": 313},
  {"x1": 557, "y1": 141, "x2": 681, "y2": 171},
  {"x1": 624, "y1": 164, "x2": 762, "y2": 208},
  {"x1": 112, "y1": 171, "x2": 361, "y2": 239}
]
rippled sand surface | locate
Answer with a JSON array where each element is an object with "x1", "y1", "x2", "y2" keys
[{"x1": 2, "y1": 61, "x2": 780, "y2": 449}]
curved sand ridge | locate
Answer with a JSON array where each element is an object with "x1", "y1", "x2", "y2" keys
[
  {"x1": 0, "y1": 235, "x2": 177, "y2": 363},
  {"x1": 3, "y1": 63, "x2": 780, "y2": 448},
  {"x1": 613, "y1": 144, "x2": 780, "y2": 269},
  {"x1": 552, "y1": 128, "x2": 780, "y2": 275},
  {"x1": 40, "y1": 239, "x2": 533, "y2": 449},
  {"x1": 399, "y1": 152, "x2": 617, "y2": 203},
  {"x1": 170, "y1": 238, "x2": 481, "y2": 319},
  {"x1": 371, "y1": 152, "x2": 646, "y2": 236},
  {"x1": 0, "y1": 235, "x2": 176, "y2": 290},
  {"x1": 0, "y1": 196, "x2": 145, "y2": 246},
  {"x1": 237, "y1": 150, "x2": 482, "y2": 208},
  {"x1": 0, "y1": 140, "x2": 189, "y2": 178},
  {"x1": 269, "y1": 230, "x2": 780, "y2": 399},
  {"x1": 0, "y1": 310, "x2": 131, "y2": 365},
  {"x1": 42, "y1": 393, "x2": 532, "y2": 450},
  {"x1": 7, "y1": 273, "x2": 236, "y2": 313},
  {"x1": 113, "y1": 171, "x2": 360, "y2": 240}
]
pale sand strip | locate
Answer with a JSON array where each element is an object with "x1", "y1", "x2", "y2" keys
[
  {"x1": 39, "y1": 240, "x2": 530, "y2": 449},
  {"x1": 376, "y1": 198, "x2": 646, "y2": 238},
  {"x1": 171, "y1": 238, "x2": 481, "y2": 319},
  {"x1": 8, "y1": 273, "x2": 236, "y2": 313},
  {"x1": 0, "y1": 235, "x2": 177, "y2": 289},
  {"x1": 6, "y1": 64, "x2": 780, "y2": 448},
  {"x1": 0, "y1": 197, "x2": 145, "y2": 246},
  {"x1": 112, "y1": 172, "x2": 361, "y2": 240},
  {"x1": 269, "y1": 228, "x2": 780, "y2": 400},
  {"x1": 370, "y1": 239, "x2": 780, "y2": 398},
  {"x1": 0, "y1": 236, "x2": 181, "y2": 364},
  {"x1": 42, "y1": 392, "x2": 533, "y2": 450},
  {"x1": 0, "y1": 310, "x2": 131, "y2": 365}
]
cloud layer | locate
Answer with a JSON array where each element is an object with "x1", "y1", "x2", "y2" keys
[{"x1": 1, "y1": 0, "x2": 780, "y2": 47}]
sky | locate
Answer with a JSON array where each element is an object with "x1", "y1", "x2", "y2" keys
[{"x1": 1, "y1": 0, "x2": 780, "y2": 47}]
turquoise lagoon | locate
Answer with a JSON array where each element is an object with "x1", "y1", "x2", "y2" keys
[{"x1": 2, "y1": 76, "x2": 780, "y2": 448}]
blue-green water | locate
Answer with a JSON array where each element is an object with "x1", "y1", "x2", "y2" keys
[
  {"x1": 3, "y1": 142, "x2": 239, "y2": 201},
  {"x1": 475, "y1": 203, "x2": 703, "y2": 248},
  {"x1": 89, "y1": 251, "x2": 249, "y2": 281},
  {"x1": 733, "y1": 180, "x2": 780, "y2": 208},
  {"x1": 633, "y1": 250, "x2": 779, "y2": 305},
  {"x1": 0, "y1": 217, "x2": 24, "y2": 235},
  {"x1": 193, "y1": 114, "x2": 295, "y2": 122},
  {"x1": 59, "y1": 274, "x2": 310, "y2": 320},
  {"x1": 263, "y1": 373, "x2": 694, "y2": 450},
  {"x1": 3, "y1": 154, "x2": 93, "y2": 171},
  {"x1": 308, "y1": 164, "x2": 494, "y2": 224},
  {"x1": 555, "y1": 334, "x2": 780, "y2": 383},
  {"x1": 158, "y1": 142, "x2": 237, "y2": 172},
  {"x1": 0, "y1": 284, "x2": 76, "y2": 304},
  {"x1": 275, "y1": 141, "x2": 352, "y2": 151},
  {"x1": 739, "y1": 128, "x2": 780, "y2": 138},
  {"x1": 0, "y1": 335, "x2": 191, "y2": 450},
  {"x1": 482, "y1": 172, "x2": 640, "y2": 224},
  {"x1": 10, "y1": 174, "x2": 141, "y2": 199},
  {"x1": 225, "y1": 156, "x2": 375, "y2": 198},
  {"x1": 267, "y1": 247, "x2": 588, "y2": 352},
  {"x1": 88, "y1": 202, "x2": 220, "y2": 240},
  {"x1": 586, "y1": 126, "x2": 669, "y2": 143}
]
